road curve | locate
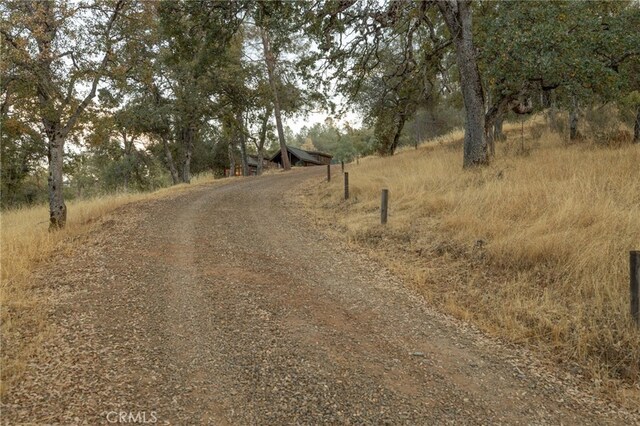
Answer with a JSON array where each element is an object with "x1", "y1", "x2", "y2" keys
[{"x1": 3, "y1": 167, "x2": 633, "y2": 424}]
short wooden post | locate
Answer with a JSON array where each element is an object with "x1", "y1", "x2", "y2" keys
[
  {"x1": 327, "y1": 164, "x2": 331, "y2": 182},
  {"x1": 381, "y1": 189, "x2": 389, "y2": 224},
  {"x1": 631, "y1": 251, "x2": 640, "y2": 326},
  {"x1": 344, "y1": 172, "x2": 349, "y2": 200},
  {"x1": 341, "y1": 161, "x2": 344, "y2": 173}
]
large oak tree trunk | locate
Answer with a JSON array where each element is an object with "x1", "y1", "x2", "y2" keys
[
  {"x1": 30, "y1": 1, "x2": 123, "y2": 228},
  {"x1": 47, "y1": 133, "x2": 66, "y2": 229},
  {"x1": 260, "y1": 28, "x2": 291, "y2": 171},
  {"x1": 389, "y1": 115, "x2": 407, "y2": 155},
  {"x1": 438, "y1": 0, "x2": 487, "y2": 168}
]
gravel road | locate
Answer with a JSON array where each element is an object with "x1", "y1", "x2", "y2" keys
[{"x1": 3, "y1": 167, "x2": 636, "y2": 424}]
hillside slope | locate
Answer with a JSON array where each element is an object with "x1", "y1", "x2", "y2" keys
[{"x1": 303, "y1": 125, "x2": 640, "y2": 408}]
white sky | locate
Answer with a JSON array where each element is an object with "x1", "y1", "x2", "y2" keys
[{"x1": 287, "y1": 109, "x2": 362, "y2": 133}]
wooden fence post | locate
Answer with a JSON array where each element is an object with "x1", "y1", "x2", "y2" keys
[
  {"x1": 631, "y1": 251, "x2": 640, "y2": 326},
  {"x1": 341, "y1": 161, "x2": 344, "y2": 173},
  {"x1": 327, "y1": 164, "x2": 331, "y2": 182},
  {"x1": 381, "y1": 189, "x2": 389, "y2": 224},
  {"x1": 344, "y1": 172, "x2": 349, "y2": 200}
]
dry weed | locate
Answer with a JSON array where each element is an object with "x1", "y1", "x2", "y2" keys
[{"x1": 306, "y1": 119, "x2": 640, "y2": 403}]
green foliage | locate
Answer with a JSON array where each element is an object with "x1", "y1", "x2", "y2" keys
[
  {"x1": 310, "y1": 1, "x2": 452, "y2": 155},
  {"x1": 3, "y1": 0, "x2": 639, "y2": 207},
  {"x1": 405, "y1": 104, "x2": 464, "y2": 144},
  {"x1": 477, "y1": 0, "x2": 640, "y2": 113},
  {"x1": 190, "y1": 125, "x2": 225, "y2": 175},
  {"x1": 583, "y1": 104, "x2": 633, "y2": 145},
  {"x1": 0, "y1": 130, "x2": 46, "y2": 207},
  {"x1": 293, "y1": 120, "x2": 377, "y2": 162}
]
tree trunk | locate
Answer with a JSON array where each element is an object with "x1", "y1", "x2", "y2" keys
[
  {"x1": 542, "y1": 89, "x2": 552, "y2": 109},
  {"x1": 152, "y1": 85, "x2": 179, "y2": 183},
  {"x1": 485, "y1": 91, "x2": 516, "y2": 155},
  {"x1": 634, "y1": 105, "x2": 639, "y2": 143},
  {"x1": 487, "y1": 115, "x2": 506, "y2": 158},
  {"x1": 494, "y1": 117, "x2": 504, "y2": 141},
  {"x1": 237, "y1": 111, "x2": 248, "y2": 176},
  {"x1": 569, "y1": 97, "x2": 579, "y2": 141},
  {"x1": 28, "y1": 1, "x2": 122, "y2": 228},
  {"x1": 547, "y1": 105, "x2": 561, "y2": 134},
  {"x1": 228, "y1": 139, "x2": 236, "y2": 177},
  {"x1": 485, "y1": 84, "x2": 491, "y2": 114},
  {"x1": 438, "y1": 0, "x2": 487, "y2": 168},
  {"x1": 132, "y1": 150, "x2": 145, "y2": 188},
  {"x1": 122, "y1": 131, "x2": 130, "y2": 191},
  {"x1": 161, "y1": 135, "x2": 180, "y2": 185},
  {"x1": 256, "y1": 106, "x2": 271, "y2": 175},
  {"x1": 256, "y1": 150, "x2": 264, "y2": 175},
  {"x1": 182, "y1": 126, "x2": 194, "y2": 183},
  {"x1": 240, "y1": 135, "x2": 248, "y2": 177},
  {"x1": 486, "y1": 124, "x2": 495, "y2": 156},
  {"x1": 260, "y1": 28, "x2": 291, "y2": 171},
  {"x1": 485, "y1": 96, "x2": 511, "y2": 157},
  {"x1": 389, "y1": 115, "x2": 407, "y2": 155},
  {"x1": 48, "y1": 133, "x2": 67, "y2": 229}
]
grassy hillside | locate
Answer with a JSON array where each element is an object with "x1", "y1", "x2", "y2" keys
[
  {"x1": 304, "y1": 120, "x2": 640, "y2": 404},
  {"x1": 0, "y1": 173, "x2": 222, "y2": 397}
]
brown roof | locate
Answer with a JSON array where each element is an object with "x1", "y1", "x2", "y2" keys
[{"x1": 270, "y1": 146, "x2": 332, "y2": 165}]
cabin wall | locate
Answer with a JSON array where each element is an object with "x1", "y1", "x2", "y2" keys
[
  {"x1": 312, "y1": 155, "x2": 332, "y2": 165},
  {"x1": 224, "y1": 165, "x2": 259, "y2": 177}
]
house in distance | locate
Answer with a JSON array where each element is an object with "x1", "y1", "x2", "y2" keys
[
  {"x1": 225, "y1": 155, "x2": 271, "y2": 177},
  {"x1": 270, "y1": 145, "x2": 333, "y2": 168}
]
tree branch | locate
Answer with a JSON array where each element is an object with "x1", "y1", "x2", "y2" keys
[{"x1": 61, "y1": 0, "x2": 126, "y2": 137}]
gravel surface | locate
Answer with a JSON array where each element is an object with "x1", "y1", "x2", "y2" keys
[{"x1": 2, "y1": 167, "x2": 637, "y2": 424}]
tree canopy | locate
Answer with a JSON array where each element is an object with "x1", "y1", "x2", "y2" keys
[{"x1": 2, "y1": 0, "x2": 639, "y2": 220}]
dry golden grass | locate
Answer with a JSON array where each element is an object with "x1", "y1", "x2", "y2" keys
[
  {"x1": 306, "y1": 119, "x2": 640, "y2": 401},
  {"x1": 0, "y1": 172, "x2": 222, "y2": 396}
]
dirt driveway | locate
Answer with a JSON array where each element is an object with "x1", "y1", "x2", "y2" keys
[{"x1": 3, "y1": 167, "x2": 636, "y2": 424}]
